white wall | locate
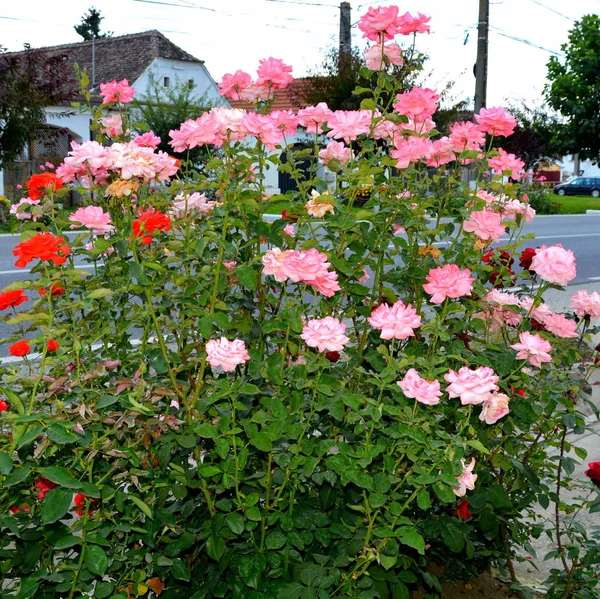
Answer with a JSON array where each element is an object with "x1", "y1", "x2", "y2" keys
[
  {"x1": 133, "y1": 58, "x2": 223, "y2": 106},
  {"x1": 44, "y1": 107, "x2": 91, "y2": 143},
  {"x1": 557, "y1": 155, "x2": 600, "y2": 180}
]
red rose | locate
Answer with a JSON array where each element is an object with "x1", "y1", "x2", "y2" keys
[
  {"x1": 0, "y1": 399, "x2": 9, "y2": 412},
  {"x1": 34, "y1": 476, "x2": 57, "y2": 500},
  {"x1": 25, "y1": 172, "x2": 63, "y2": 200},
  {"x1": 13, "y1": 232, "x2": 70, "y2": 268},
  {"x1": 281, "y1": 209, "x2": 298, "y2": 223},
  {"x1": 482, "y1": 249, "x2": 513, "y2": 267},
  {"x1": 510, "y1": 387, "x2": 526, "y2": 397},
  {"x1": 73, "y1": 492, "x2": 99, "y2": 516},
  {"x1": 38, "y1": 284, "x2": 65, "y2": 297},
  {"x1": 519, "y1": 248, "x2": 537, "y2": 271},
  {"x1": 9, "y1": 340, "x2": 30, "y2": 357},
  {"x1": 585, "y1": 461, "x2": 600, "y2": 487},
  {"x1": 454, "y1": 499, "x2": 473, "y2": 520},
  {"x1": 9, "y1": 504, "x2": 30, "y2": 514},
  {"x1": 0, "y1": 289, "x2": 28, "y2": 311},
  {"x1": 325, "y1": 351, "x2": 341, "y2": 362},
  {"x1": 132, "y1": 209, "x2": 171, "y2": 245},
  {"x1": 47, "y1": 339, "x2": 59, "y2": 352}
]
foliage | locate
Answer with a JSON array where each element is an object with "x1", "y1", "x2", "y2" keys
[
  {"x1": 132, "y1": 73, "x2": 218, "y2": 162},
  {"x1": 1, "y1": 21, "x2": 599, "y2": 599},
  {"x1": 545, "y1": 14, "x2": 600, "y2": 163},
  {"x1": 74, "y1": 7, "x2": 112, "y2": 41},
  {"x1": 0, "y1": 46, "x2": 74, "y2": 169},
  {"x1": 520, "y1": 182, "x2": 559, "y2": 215}
]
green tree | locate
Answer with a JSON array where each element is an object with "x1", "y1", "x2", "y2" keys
[
  {"x1": 0, "y1": 46, "x2": 73, "y2": 168},
  {"x1": 74, "y1": 7, "x2": 112, "y2": 41},
  {"x1": 132, "y1": 74, "x2": 219, "y2": 162},
  {"x1": 545, "y1": 14, "x2": 600, "y2": 162}
]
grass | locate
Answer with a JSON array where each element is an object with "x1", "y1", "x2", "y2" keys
[{"x1": 552, "y1": 194, "x2": 600, "y2": 214}]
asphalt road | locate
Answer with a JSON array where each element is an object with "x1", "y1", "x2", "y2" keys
[{"x1": 1, "y1": 214, "x2": 600, "y2": 356}]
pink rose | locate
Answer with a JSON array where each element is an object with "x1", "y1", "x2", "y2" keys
[
  {"x1": 326, "y1": 110, "x2": 371, "y2": 144},
  {"x1": 475, "y1": 106, "x2": 517, "y2": 137},
  {"x1": 393, "y1": 87, "x2": 439, "y2": 118},
  {"x1": 99, "y1": 115, "x2": 123, "y2": 137},
  {"x1": 510, "y1": 332, "x2": 552, "y2": 367},
  {"x1": 423, "y1": 264, "x2": 474, "y2": 304},
  {"x1": 301, "y1": 317, "x2": 349, "y2": 352},
  {"x1": 444, "y1": 366, "x2": 499, "y2": 405},
  {"x1": 318, "y1": 141, "x2": 352, "y2": 165},
  {"x1": 367, "y1": 300, "x2": 422, "y2": 340},
  {"x1": 133, "y1": 131, "x2": 161, "y2": 149},
  {"x1": 68, "y1": 206, "x2": 115, "y2": 235},
  {"x1": 364, "y1": 43, "x2": 403, "y2": 70},
  {"x1": 99, "y1": 79, "x2": 135, "y2": 104},
  {"x1": 297, "y1": 103, "x2": 334, "y2": 135},
  {"x1": 283, "y1": 224, "x2": 295, "y2": 237},
  {"x1": 488, "y1": 148, "x2": 525, "y2": 180},
  {"x1": 453, "y1": 458, "x2": 477, "y2": 497},
  {"x1": 357, "y1": 5, "x2": 400, "y2": 41},
  {"x1": 398, "y1": 368, "x2": 442, "y2": 405},
  {"x1": 530, "y1": 244, "x2": 576, "y2": 286},
  {"x1": 256, "y1": 57, "x2": 293, "y2": 89},
  {"x1": 206, "y1": 337, "x2": 250, "y2": 372},
  {"x1": 310, "y1": 270, "x2": 341, "y2": 298},
  {"x1": 463, "y1": 210, "x2": 506, "y2": 242},
  {"x1": 570, "y1": 290, "x2": 600, "y2": 318},
  {"x1": 261, "y1": 247, "x2": 292, "y2": 282},
  {"x1": 479, "y1": 393, "x2": 510, "y2": 424},
  {"x1": 396, "y1": 11, "x2": 431, "y2": 35},
  {"x1": 218, "y1": 70, "x2": 252, "y2": 100},
  {"x1": 449, "y1": 121, "x2": 485, "y2": 152},
  {"x1": 391, "y1": 136, "x2": 433, "y2": 169},
  {"x1": 282, "y1": 248, "x2": 329, "y2": 283},
  {"x1": 543, "y1": 313, "x2": 578, "y2": 338}
]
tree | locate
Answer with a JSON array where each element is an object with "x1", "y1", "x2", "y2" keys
[
  {"x1": 74, "y1": 7, "x2": 112, "y2": 41},
  {"x1": 132, "y1": 74, "x2": 218, "y2": 162},
  {"x1": 545, "y1": 14, "x2": 600, "y2": 163},
  {"x1": 0, "y1": 46, "x2": 74, "y2": 168}
]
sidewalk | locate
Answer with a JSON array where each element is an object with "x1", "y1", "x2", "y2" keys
[{"x1": 513, "y1": 281, "x2": 600, "y2": 590}]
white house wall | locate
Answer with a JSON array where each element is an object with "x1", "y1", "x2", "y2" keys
[
  {"x1": 133, "y1": 58, "x2": 223, "y2": 106},
  {"x1": 557, "y1": 155, "x2": 600, "y2": 180}
]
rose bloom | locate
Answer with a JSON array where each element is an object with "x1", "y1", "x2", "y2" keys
[
  {"x1": 9, "y1": 340, "x2": 30, "y2": 357},
  {"x1": 396, "y1": 11, "x2": 431, "y2": 35},
  {"x1": 393, "y1": 87, "x2": 439, "y2": 118},
  {"x1": 282, "y1": 248, "x2": 329, "y2": 283},
  {"x1": 283, "y1": 224, "x2": 295, "y2": 237},
  {"x1": 397, "y1": 368, "x2": 442, "y2": 406},
  {"x1": 133, "y1": 131, "x2": 161, "y2": 149},
  {"x1": 297, "y1": 103, "x2": 334, "y2": 135},
  {"x1": 423, "y1": 264, "x2": 475, "y2": 304},
  {"x1": 0, "y1": 289, "x2": 28, "y2": 310},
  {"x1": 0, "y1": 399, "x2": 9, "y2": 412},
  {"x1": 13, "y1": 233, "x2": 70, "y2": 268},
  {"x1": 261, "y1": 247, "x2": 292, "y2": 282},
  {"x1": 39, "y1": 284, "x2": 64, "y2": 297},
  {"x1": 218, "y1": 69, "x2": 252, "y2": 100},
  {"x1": 453, "y1": 458, "x2": 477, "y2": 497},
  {"x1": 310, "y1": 270, "x2": 341, "y2": 298},
  {"x1": 305, "y1": 198, "x2": 335, "y2": 218},
  {"x1": 463, "y1": 210, "x2": 506, "y2": 242},
  {"x1": 510, "y1": 331, "x2": 552, "y2": 367},
  {"x1": 47, "y1": 339, "x2": 59, "y2": 352},
  {"x1": 73, "y1": 492, "x2": 98, "y2": 516},
  {"x1": 301, "y1": 317, "x2": 349, "y2": 352},
  {"x1": 357, "y1": 4, "x2": 400, "y2": 41},
  {"x1": 445, "y1": 366, "x2": 499, "y2": 405},
  {"x1": 585, "y1": 461, "x2": 600, "y2": 487},
  {"x1": 391, "y1": 136, "x2": 433, "y2": 169},
  {"x1": 132, "y1": 209, "x2": 171, "y2": 245},
  {"x1": 205, "y1": 337, "x2": 250, "y2": 372},
  {"x1": 543, "y1": 313, "x2": 578, "y2": 339},
  {"x1": 318, "y1": 141, "x2": 352, "y2": 165},
  {"x1": 256, "y1": 57, "x2": 293, "y2": 89},
  {"x1": 519, "y1": 247, "x2": 537, "y2": 270},
  {"x1": 570, "y1": 290, "x2": 600, "y2": 318},
  {"x1": 326, "y1": 110, "x2": 371, "y2": 144},
  {"x1": 100, "y1": 114, "x2": 123, "y2": 137},
  {"x1": 99, "y1": 79, "x2": 135, "y2": 103},
  {"x1": 530, "y1": 244, "x2": 576, "y2": 286},
  {"x1": 454, "y1": 499, "x2": 473, "y2": 520},
  {"x1": 69, "y1": 206, "x2": 115, "y2": 235},
  {"x1": 368, "y1": 300, "x2": 422, "y2": 340},
  {"x1": 26, "y1": 172, "x2": 63, "y2": 200},
  {"x1": 364, "y1": 43, "x2": 403, "y2": 70},
  {"x1": 479, "y1": 393, "x2": 510, "y2": 424},
  {"x1": 34, "y1": 476, "x2": 57, "y2": 500},
  {"x1": 488, "y1": 148, "x2": 525, "y2": 180},
  {"x1": 475, "y1": 106, "x2": 517, "y2": 137}
]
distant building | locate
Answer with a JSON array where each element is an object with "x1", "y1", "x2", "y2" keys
[{"x1": 0, "y1": 31, "x2": 222, "y2": 199}]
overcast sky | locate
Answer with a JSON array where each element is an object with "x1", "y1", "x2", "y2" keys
[{"x1": 1, "y1": 0, "x2": 599, "y2": 108}]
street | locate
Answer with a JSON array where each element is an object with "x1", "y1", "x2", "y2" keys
[{"x1": 1, "y1": 214, "x2": 600, "y2": 356}]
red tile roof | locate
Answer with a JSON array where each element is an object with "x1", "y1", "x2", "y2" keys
[{"x1": 229, "y1": 78, "x2": 312, "y2": 112}]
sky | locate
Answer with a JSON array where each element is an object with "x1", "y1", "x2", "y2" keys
[{"x1": 1, "y1": 0, "x2": 599, "y2": 108}]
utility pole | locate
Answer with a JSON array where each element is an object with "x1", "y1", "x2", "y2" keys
[
  {"x1": 339, "y1": 2, "x2": 351, "y2": 73},
  {"x1": 474, "y1": 0, "x2": 489, "y2": 112}
]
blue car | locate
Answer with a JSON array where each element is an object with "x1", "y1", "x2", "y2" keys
[{"x1": 553, "y1": 176, "x2": 600, "y2": 198}]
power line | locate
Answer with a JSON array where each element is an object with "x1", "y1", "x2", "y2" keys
[
  {"x1": 264, "y1": 0, "x2": 338, "y2": 6},
  {"x1": 489, "y1": 26, "x2": 565, "y2": 56},
  {"x1": 529, "y1": 0, "x2": 574, "y2": 21}
]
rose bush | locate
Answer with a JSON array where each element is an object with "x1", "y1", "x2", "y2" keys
[{"x1": 1, "y1": 6, "x2": 599, "y2": 599}]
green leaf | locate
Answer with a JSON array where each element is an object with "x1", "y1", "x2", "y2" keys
[
  {"x1": 417, "y1": 490, "x2": 431, "y2": 510},
  {"x1": 206, "y1": 534, "x2": 225, "y2": 561},
  {"x1": 3, "y1": 463, "x2": 32, "y2": 487},
  {"x1": 95, "y1": 395, "x2": 118, "y2": 409},
  {"x1": 266, "y1": 531, "x2": 287, "y2": 550},
  {"x1": 13, "y1": 577, "x2": 39, "y2": 599},
  {"x1": 398, "y1": 526, "x2": 426, "y2": 555},
  {"x1": 85, "y1": 544, "x2": 108, "y2": 576},
  {"x1": 225, "y1": 512, "x2": 245, "y2": 535},
  {"x1": 235, "y1": 265, "x2": 257, "y2": 290},
  {"x1": 0, "y1": 451, "x2": 13, "y2": 475},
  {"x1": 41, "y1": 488, "x2": 73, "y2": 524},
  {"x1": 250, "y1": 432, "x2": 272, "y2": 452},
  {"x1": 128, "y1": 263, "x2": 150, "y2": 285},
  {"x1": 130, "y1": 495, "x2": 153, "y2": 519},
  {"x1": 0, "y1": 385, "x2": 25, "y2": 414},
  {"x1": 53, "y1": 534, "x2": 81, "y2": 550},
  {"x1": 47, "y1": 423, "x2": 79, "y2": 444},
  {"x1": 466, "y1": 439, "x2": 490, "y2": 455},
  {"x1": 277, "y1": 582, "x2": 304, "y2": 599},
  {"x1": 38, "y1": 466, "x2": 82, "y2": 489},
  {"x1": 264, "y1": 353, "x2": 284, "y2": 386},
  {"x1": 171, "y1": 559, "x2": 191, "y2": 581},
  {"x1": 345, "y1": 470, "x2": 374, "y2": 491},
  {"x1": 194, "y1": 423, "x2": 217, "y2": 438},
  {"x1": 86, "y1": 288, "x2": 114, "y2": 299},
  {"x1": 15, "y1": 424, "x2": 43, "y2": 449}
]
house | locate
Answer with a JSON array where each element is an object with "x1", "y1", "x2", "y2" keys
[{"x1": 0, "y1": 31, "x2": 223, "y2": 199}]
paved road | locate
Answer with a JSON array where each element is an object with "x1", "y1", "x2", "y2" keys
[{"x1": 1, "y1": 215, "x2": 600, "y2": 356}]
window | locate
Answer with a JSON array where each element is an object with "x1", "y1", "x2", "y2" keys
[
  {"x1": 582, "y1": 178, "x2": 594, "y2": 186},
  {"x1": 571, "y1": 178, "x2": 582, "y2": 185},
  {"x1": 163, "y1": 76, "x2": 170, "y2": 87},
  {"x1": 188, "y1": 78, "x2": 195, "y2": 88}
]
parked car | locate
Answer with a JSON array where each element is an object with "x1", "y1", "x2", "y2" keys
[{"x1": 553, "y1": 177, "x2": 600, "y2": 197}]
